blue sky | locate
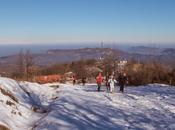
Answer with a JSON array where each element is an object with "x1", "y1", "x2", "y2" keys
[{"x1": 0, "y1": 0, "x2": 175, "y2": 44}]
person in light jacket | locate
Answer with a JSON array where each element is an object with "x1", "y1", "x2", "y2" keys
[{"x1": 108, "y1": 75, "x2": 117, "y2": 93}]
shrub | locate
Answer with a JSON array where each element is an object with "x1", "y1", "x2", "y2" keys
[{"x1": 126, "y1": 61, "x2": 174, "y2": 86}]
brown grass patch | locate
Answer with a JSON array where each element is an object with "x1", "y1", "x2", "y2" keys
[
  {"x1": 6, "y1": 100, "x2": 15, "y2": 106},
  {"x1": 0, "y1": 86, "x2": 18, "y2": 103}
]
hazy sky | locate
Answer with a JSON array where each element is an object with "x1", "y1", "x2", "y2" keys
[{"x1": 0, "y1": 0, "x2": 175, "y2": 44}]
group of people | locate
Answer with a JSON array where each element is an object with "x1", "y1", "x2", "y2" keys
[
  {"x1": 96, "y1": 72, "x2": 127, "y2": 93},
  {"x1": 72, "y1": 72, "x2": 127, "y2": 93}
]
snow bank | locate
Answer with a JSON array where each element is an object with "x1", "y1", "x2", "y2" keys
[
  {"x1": 0, "y1": 77, "x2": 36, "y2": 130},
  {"x1": 0, "y1": 77, "x2": 59, "y2": 130}
]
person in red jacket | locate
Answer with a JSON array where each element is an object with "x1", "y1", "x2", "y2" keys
[{"x1": 96, "y1": 73, "x2": 103, "y2": 92}]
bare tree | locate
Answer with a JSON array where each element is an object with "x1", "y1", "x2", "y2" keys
[
  {"x1": 102, "y1": 53, "x2": 118, "y2": 77},
  {"x1": 14, "y1": 49, "x2": 34, "y2": 80},
  {"x1": 15, "y1": 49, "x2": 25, "y2": 78},
  {"x1": 24, "y1": 49, "x2": 34, "y2": 80}
]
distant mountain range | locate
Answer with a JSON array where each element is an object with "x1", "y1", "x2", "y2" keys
[
  {"x1": 35, "y1": 48, "x2": 124, "y2": 65},
  {"x1": 127, "y1": 46, "x2": 162, "y2": 55},
  {"x1": 0, "y1": 48, "x2": 124, "y2": 66},
  {"x1": 162, "y1": 48, "x2": 175, "y2": 55},
  {"x1": 0, "y1": 47, "x2": 174, "y2": 69}
]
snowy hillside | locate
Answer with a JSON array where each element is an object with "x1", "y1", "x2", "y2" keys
[
  {"x1": 0, "y1": 77, "x2": 175, "y2": 130},
  {"x1": 0, "y1": 77, "x2": 59, "y2": 130}
]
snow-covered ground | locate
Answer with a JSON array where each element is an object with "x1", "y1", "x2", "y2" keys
[
  {"x1": 0, "y1": 77, "x2": 175, "y2": 130},
  {"x1": 0, "y1": 77, "x2": 59, "y2": 130}
]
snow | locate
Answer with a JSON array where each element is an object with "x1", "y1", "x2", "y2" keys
[
  {"x1": 34, "y1": 84, "x2": 175, "y2": 130},
  {"x1": 0, "y1": 77, "x2": 175, "y2": 130},
  {"x1": 0, "y1": 77, "x2": 58, "y2": 130}
]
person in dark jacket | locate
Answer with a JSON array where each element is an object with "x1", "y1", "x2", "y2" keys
[
  {"x1": 82, "y1": 77, "x2": 86, "y2": 86},
  {"x1": 118, "y1": 72, "x2": 127, "y2": 93}
]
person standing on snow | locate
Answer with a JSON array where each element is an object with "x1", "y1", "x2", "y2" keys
[
  {"x1": 72, "y1": 75, "x2": 76, "y2": 85},
  {"x1": 82, "y1": 77, "x2": 86, "y2": 86},
  {"x1": 96, "y1": 73, "x2": 103, "y2": 92},
  {"x1": 118, "y1": 72, "x2": 127, "y2": 93},
  {"x1": 108, "y1": 75, "x2": 117, "y2": 93}
]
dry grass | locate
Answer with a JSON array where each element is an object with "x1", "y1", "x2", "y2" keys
[
  {"x1": 6, "y1": 100, "x2": 15, "y2": 106},
  {"x1": 0, "y1": 86, "x2": 18, "y2": 103}
]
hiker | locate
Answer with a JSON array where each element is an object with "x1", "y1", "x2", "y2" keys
[
  {"x1": 72, "y1": 75, "x2": 76, "y2": 85},
  {"x1": 118, "y1": 72, "x2": 127, "y2": 93},
  {"x1": 96, "y1": 73, "x2": 103, "y2": 92},
  {"x1": 82, "y1": 77, "x2": 86, "y2": 86},
  {"x1": 108, "y1": 75, "x2": 117, "y2": 93}
]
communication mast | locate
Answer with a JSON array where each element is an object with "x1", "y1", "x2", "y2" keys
[
  {"x1": 101, "y1": 42, "x2": 104, "y2": 49},
  {"x1": 100, "y1": 42, "x2": 104, "y2": 60}
]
